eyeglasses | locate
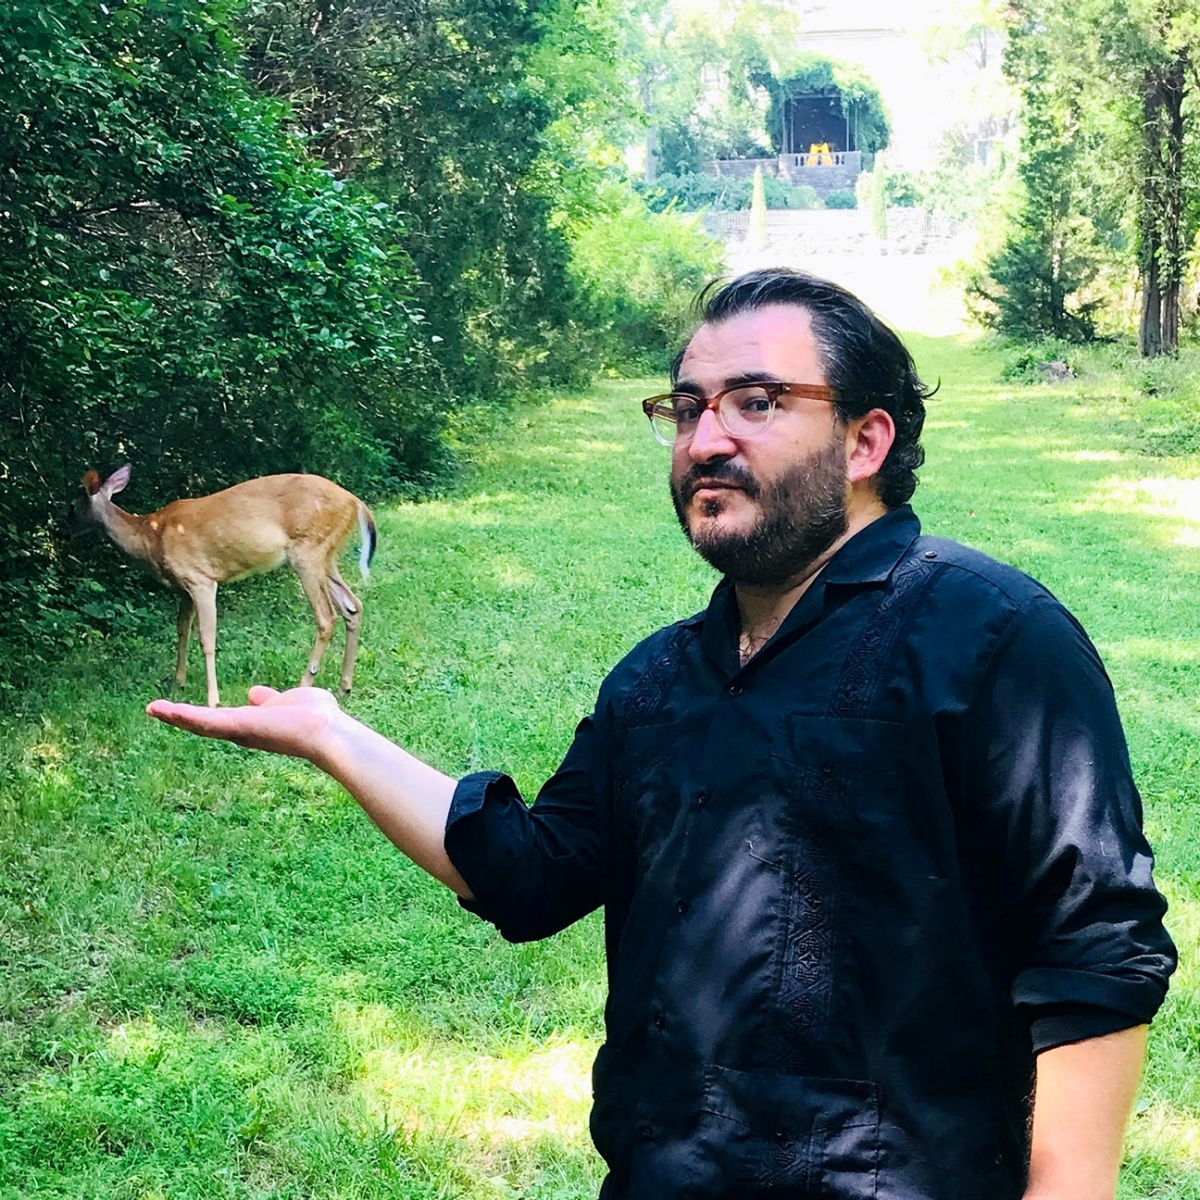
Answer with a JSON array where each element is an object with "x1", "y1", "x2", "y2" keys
[{"x1": 641, "y1": 381, "x2": 837, "y2": 446}]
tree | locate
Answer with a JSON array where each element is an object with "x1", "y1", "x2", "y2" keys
[
  {"x1": 626, "y1": 0, "x2": 805, "y2": 178},
  {"x1": 0, "y1": 0, "x2": 435, "y2": 650},
  {"x1": 238, "y1": 0, "x2": 584, "y2": 397},
  {"x1": 968, "y1": 14, "x2": 1107, "y2": 340},
  {"x1": 992, "y1": 0, "x2": 1200, "y2": 353}
]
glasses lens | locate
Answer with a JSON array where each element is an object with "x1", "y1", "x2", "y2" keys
[
  {"x1": 718, "y1": 387, "x2": 774, "y2": 437},
  {"x1": 648, "y1": 401, "x2": 679, "y2": 445}
]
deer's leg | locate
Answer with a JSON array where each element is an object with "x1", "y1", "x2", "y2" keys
[
  {"x1": 327, "y1": 571, "x2": 363, "y2": 695},
  {"x1": 189, "y1": 580, "x2": 221, "y2": 707},
  {"x1": 173, "y1": 593, "x2": 195, "y2": 691},
  {"x1": 292, "y1": 561, "x2": 338, "y2": 688}
]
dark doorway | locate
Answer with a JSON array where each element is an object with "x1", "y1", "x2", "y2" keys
[{"x1": 783, "y1": 92, "x2": 855, "y2": 154}]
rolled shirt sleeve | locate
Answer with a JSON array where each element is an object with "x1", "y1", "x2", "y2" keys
[{"x1": 967, "y1": 593, "x2": 1177, "y2": 1051}]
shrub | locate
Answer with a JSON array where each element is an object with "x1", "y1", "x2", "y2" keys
[
  {"x1": 885, "y1": 171, "x2": 924, "y2": 207},
  {"x1": 567, "y1": 187, "x2": 725, "y2": 372},
  {"x1": 824, "y1": 189, "x2": 858, "y2": 209}
]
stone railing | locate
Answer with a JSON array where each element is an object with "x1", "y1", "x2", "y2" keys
[{"x1": 779, "y1": 150, "x2": 862, "y2": 171}]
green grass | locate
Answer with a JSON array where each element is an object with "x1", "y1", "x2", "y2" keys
[{"x1": 2, "y1": 340, "x2": 1199, "y2": 1197}]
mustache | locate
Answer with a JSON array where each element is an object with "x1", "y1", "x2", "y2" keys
[{"x1": 678, "y1": 461, "x2": 760, "y2": 502}]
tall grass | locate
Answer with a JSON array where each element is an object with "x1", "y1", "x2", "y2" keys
[{"x1": 2, "y1": 340, "x2": 1198, "y2": 1197}]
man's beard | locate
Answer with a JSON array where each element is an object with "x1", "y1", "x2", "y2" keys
[{"x1": 670, "y1": 435, "x2": 849, "y2": 586}]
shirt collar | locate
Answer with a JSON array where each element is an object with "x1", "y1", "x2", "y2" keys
[
  {"x1": 818, "y1": 504, "x2": 922, "y2": 586},
  {"x1": 698, "y1": 506, "x2": 922, "y2": 676}
]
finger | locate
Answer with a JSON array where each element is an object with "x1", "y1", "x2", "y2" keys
[
  {"x1": 145, "y1": 700, "x2": 246, "y2": 738},
  {"x1": 247, "y1": 686, "x2": 282, "y2": 706}
]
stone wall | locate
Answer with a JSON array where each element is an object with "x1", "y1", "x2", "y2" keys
[{"x1": 705, "y1": 153, "x2": 863, "y2": 198}]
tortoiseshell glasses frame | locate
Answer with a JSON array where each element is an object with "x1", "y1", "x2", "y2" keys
[{"x1": 641, "y1": 381, "x2": 837, "y2": 446}]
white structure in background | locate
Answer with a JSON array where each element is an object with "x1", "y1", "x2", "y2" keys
[{"x1": 792, "y1": 0, "x2": 1011, "y2": 172}]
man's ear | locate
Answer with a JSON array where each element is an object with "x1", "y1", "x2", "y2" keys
[{"x1": 844, "y1": 408, "x2": 895, "y2": 486}]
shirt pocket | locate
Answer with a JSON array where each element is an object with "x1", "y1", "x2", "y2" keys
[{"x1": 699, "y1": 1064, "x2": 880, "y2": 1197}]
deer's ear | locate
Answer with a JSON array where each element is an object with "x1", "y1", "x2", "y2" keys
[
  {"x1": 101, "y1": 464, "x2": 132, "y2": 497},
  {"x1": 82, "y1": 470, "x2": 102, "y2": 494}
]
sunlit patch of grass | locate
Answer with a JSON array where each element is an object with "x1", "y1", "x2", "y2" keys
[{"x1": 1044, "y1": 448, "x2": 1129, "y2": 463}]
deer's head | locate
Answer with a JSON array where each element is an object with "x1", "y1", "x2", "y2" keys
[{"x1": 67, "y1": 465, "x2": 132, "y2": 537}]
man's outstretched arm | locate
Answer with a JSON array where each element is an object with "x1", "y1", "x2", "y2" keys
[
  {"x1": 1024, "y1": 1024, "x2": 1147, "y2": 1200},
  {"x1": 147, "y1": 687, "x2": 471, "y2": 897}
]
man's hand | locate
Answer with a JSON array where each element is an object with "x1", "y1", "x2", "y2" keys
[
  {"x1": 146, "y1": 685, "x2": 470, "y2": 896},
  {"x1": 147, "y1": 685, "x2": 344, "y2": 763},
  {"x1": 1024, "y1": 1025, "x2": 1147, "y2": 1200}
]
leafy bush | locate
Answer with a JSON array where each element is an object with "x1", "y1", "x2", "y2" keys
[
  {"x1": 999, "y1": 344, "x2": 1079, "y2": 383},
  {"x1": 824, "y1": 189, "x2": 858, "y2": 209},
  {"x1": 885, "y1": 171, "x2": 923, "y2": 207},
  {"x1": 567, "y1": 187, "x2": 725, "y2": 372}
]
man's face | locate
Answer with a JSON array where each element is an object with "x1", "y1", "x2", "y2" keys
[{"x1": 669, "y1": 304, "x2": 849, "y2": 586}]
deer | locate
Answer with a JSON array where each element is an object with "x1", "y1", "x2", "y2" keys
[{"x1": 68, "y1": 466, "x2": 377, "y2": 707}]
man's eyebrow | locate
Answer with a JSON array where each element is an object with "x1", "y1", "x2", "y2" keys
[{"x1": 672, "y1": 372, "x2": 782, "y2": 395}]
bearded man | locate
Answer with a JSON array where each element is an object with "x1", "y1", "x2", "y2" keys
[{"x1": 149, "y1": 269, "x2": 1176, "y2": 1200}]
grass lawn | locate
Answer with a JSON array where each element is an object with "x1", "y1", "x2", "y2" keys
[{"x1": 1, "y1": 335, "x2": 1198, "y2": 1198}]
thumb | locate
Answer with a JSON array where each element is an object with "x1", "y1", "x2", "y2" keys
[{"x1": 247, "y1": 686, "x2": 282, "y2": 706}]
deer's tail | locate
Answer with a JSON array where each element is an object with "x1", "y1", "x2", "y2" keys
[{"x1": 358, "y1": 504, "x2": 377, "y2": 581}]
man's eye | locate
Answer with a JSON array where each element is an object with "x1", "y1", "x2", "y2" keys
[
  {"x1": 673, "y1": 403, "x2": 701, "y2": 425},
  {"x1": 738, "y1": 392, "x2": 773, "y2": 414}
]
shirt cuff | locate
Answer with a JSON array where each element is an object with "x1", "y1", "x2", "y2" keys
[
  {"x1": 1030, "y1": 1006, "x2": 1146, "y2": 1054},
  {"x1": 444, "y1": 770, "x2": 524, "y2": 921}
]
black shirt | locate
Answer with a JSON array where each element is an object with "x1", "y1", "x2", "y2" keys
[{"x1": 444, "y1": 507, "x2": 1176, "y2": 1200}]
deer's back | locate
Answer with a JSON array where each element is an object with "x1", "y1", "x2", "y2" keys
[{"x1": 153, "y1": 474, "x2": 363, "y2": 586}]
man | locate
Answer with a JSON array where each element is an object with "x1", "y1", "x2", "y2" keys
[{"x1": 149, "y1": 269, "x2": 1177, "y2": 1200}]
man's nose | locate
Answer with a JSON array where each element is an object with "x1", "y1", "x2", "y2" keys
[{"x1": 687, "y1": 406, "x2": 737, "y2": 461}]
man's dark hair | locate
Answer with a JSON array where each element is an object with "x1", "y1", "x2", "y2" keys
[{"x1": 673, "y1": 269, "x2": 932, "y2": 509}]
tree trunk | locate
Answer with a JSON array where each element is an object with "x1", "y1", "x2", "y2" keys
[
  {"x1": 1138, "y1": 54, "x2": 1188, "y2": 357},
  {"x1": 644, "y1": 123, "x2": 658, "y2": 184},
  {"x1": 1140, "y1": 247, "x2": 1162, "y2": 357},
  {"x1": 1138, "y1": 70, "x2": 1165, "y2": 357},
  {"x1": 1159, "y1": 55, "x2": 1186, "y2": 355}
]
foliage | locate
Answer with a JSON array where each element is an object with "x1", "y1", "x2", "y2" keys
[
  {"x1": 638, "y1": 172, "x2": 821, "y2": 212},
  {"x1": 0, "y1": 0, "x2": 439, "y2": 653},
  {"x1": 965, "y1": 12, "x2": 1112, "y2": 341},
  {"x1": 825, "y1": 189, "x2": 858, "y2": 210},
  {"x1": 886, "y1": 170, "x2": 925, "y2": 208},
  {"x1": 238, "y1": 0, "x2": 585, "y2": 400},
  {"x1": 765, "y1": 55, "x2": 891, "y2": 164},
  {"x1": 629, "y1": 0, "x2": 804, "y2": 176},
  {"x1": 565, "y1": 186, "x2": 724, "y2": 372},
  {"x1": 980, "y1": 0, "x2": 1200, "y2": 353}
]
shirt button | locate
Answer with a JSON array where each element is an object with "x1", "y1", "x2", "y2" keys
[
  {"x1": 727, "y1": 683, "x2": 743, "y2": 696},
  {"x1": 820, "y1": 761, "x2": 834, "y2": 776},
  {"x1": 653, "y1": 1011, "x2": 666, "y2": 1029},
  {"x1": 695, "y1": 791, "x2": 708, "y2": 808},
  {"x1": 923, "y1": 549, "x2": 938, "y2": 560},
  {"x1": 675, "y1": 898, "x2": 689, "y2": 916},
  {"x1": 639, "y1": 1123, "x2": 654, "y2": 1140}
]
